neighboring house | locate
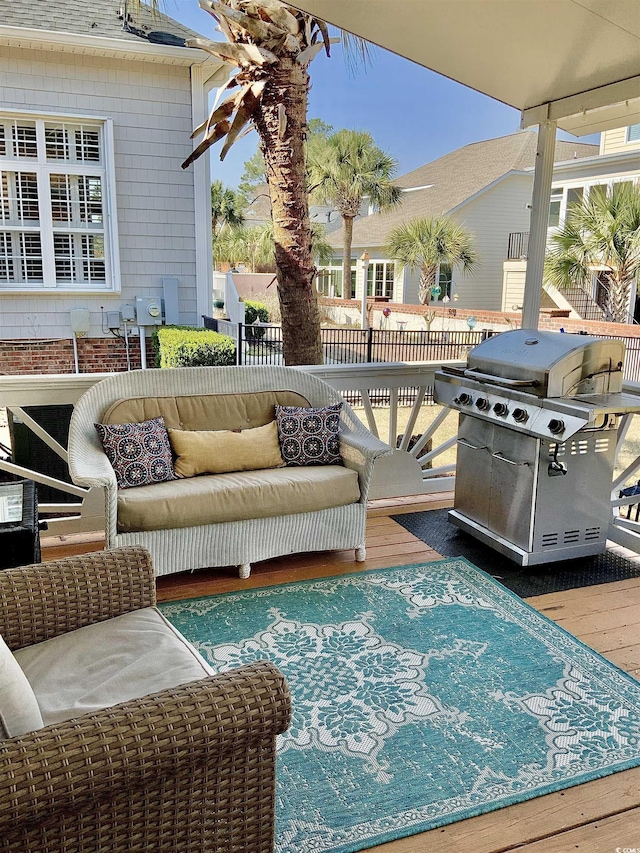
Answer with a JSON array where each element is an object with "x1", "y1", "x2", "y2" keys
[
  {"x1": 0, "y1": 0, "x2": 226, "y2": 369},
  {"x1": 243, "y1": 182, "x2": 351, "y2": 233},
  {"x1": 318, "y1": 131, "x2": 597, "y2": 311},
  {"x1": 504, "y1": 126, "x2": 640, "y2": 323}
]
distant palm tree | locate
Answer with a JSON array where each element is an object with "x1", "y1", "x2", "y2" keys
[
  {"x1": 545, "y1": 182, "x2": 640, "y2": 323},
  {"x1": 309, "y1": 130, "x2": 401, "y2": 294},
  {"x1": 215, "y1": 222, "x2": 333, "y2": 273},
  {"x1": 385, "y1": 216, "x2": 478, "y2": 304},
  {"x1": 211, "y1": 180, "x2": 245, "y2": 235}
]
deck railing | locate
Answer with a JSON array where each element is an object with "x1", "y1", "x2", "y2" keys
[{"x1": 2, "y1": 365, "x2": 640, "y2": 555}]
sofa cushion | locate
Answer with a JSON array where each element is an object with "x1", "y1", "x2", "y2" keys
[
  {"x1": 95, "y1": 417, "x2": 176, "y2": 489},
  {"x1": 276, "y1": 403, "x2": 342, "y2": 466},
  {"x1": 103, "y1": 390, "x2": 311, "y2": 432},
  {"x1": 0, "y1": 634, "x2": 44, "y2": 739},
  {"x1": 116, "y1": 465, "x2": 361, "y2": 533},
  {"x1": 169, "y1": 420, "x2": 284, "y2": 478},
  {"x1": 15, "y1": 607, "x2": 213, "y2": 727}
]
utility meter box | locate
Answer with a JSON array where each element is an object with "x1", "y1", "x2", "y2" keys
[{"x1": 135, "y1": 297, "x2": 163, "y2": 326}]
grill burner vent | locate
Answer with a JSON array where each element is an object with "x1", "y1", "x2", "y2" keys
[{"x1": 563, "y1": 530, "x2": 581, "y2": 544}]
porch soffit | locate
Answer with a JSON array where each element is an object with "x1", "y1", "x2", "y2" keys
[{"x1": 287, "y1": 0, "x2": 640, "y2": 134}]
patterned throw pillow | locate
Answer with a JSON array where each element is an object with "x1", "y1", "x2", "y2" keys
[
  {"x1": 95, "y1": 417, "x2": 176, "y2": 489},
  {"x1": 275, "y1": 404, "x2": 343, "y2": 466}
]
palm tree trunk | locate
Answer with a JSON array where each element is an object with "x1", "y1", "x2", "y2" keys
[
  {"x1": 252, "y1": 56, "x2": 322, "y2": 366},
  {"x1": 610, "y1": 272, "x2": 633, "y2": 323},
  {"x1": 342, "y1": 217, "x2": 354, "y2": 299},
  {"x1": 418, "y1": 266, "x2": 438, "y2": 305}
]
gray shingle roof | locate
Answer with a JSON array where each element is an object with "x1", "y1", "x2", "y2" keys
[
  {"x1": 331, "y1": 131, "x2": 598, "y2": 248},
  {"x1": 0, "y1": 0, "x2": 202, "y2": 45}
]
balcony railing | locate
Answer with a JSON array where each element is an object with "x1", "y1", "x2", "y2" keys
[
  {"x1": 2, "y1": 364, "x2": 640, "y2": 557},
  {"x1": 507, "y1": 231, "x2": 529, "y2": 259}
]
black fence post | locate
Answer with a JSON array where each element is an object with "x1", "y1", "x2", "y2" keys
[
  {"x1": 237, "y1": 323, "x2": 243, "y2": 365},
  {"x1": 366, "y1": 327, "x2": 373, "y2": 363}
]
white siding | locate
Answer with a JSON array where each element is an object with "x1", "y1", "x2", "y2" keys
[
  {"x1": 600, "y1": 127, "x2": 640, "y2": 155},
  {"x1": 501, "y1": 260, "x2": 527, "y2": 312},
  {"x1": 0, "y1": 46, "x2": 198, "y2": 339},
  {"x1": 452, "y1": 173, "x2": 533, "y2": 311}
]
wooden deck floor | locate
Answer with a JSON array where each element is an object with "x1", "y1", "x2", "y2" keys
[{"x1": 42, "y1": 495, "x2": 640, "y2": 851}]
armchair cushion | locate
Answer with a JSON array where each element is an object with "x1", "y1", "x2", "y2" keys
[
  {"x1": 15, "y1": 607, "x2": 213, "y2": 727},
  {"x1": 95, "y1": 417, "x2": 176, "y2": 489},
  {"x1": 169, "y1": 420, "x2": 284, "y2": 478},
  {"x1": 0, "y1": 634, "x2": 43, "y2": 739}
]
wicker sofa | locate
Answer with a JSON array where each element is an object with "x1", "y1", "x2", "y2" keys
[
  {"x1": 0, "y1": 546, "x2": 290, "y2": 853},
  {"x1": 68, "y1": 365, "x2": 390, "y2": 578}
]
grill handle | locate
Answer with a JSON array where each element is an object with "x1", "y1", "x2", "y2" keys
[
  {"x1": 464, "y1": 368, "x2": 539, "y2": 389},
  {"x1": 492, "y1": 451, "x2": 530, "y2": 467},
  {"x1": 457, "y1": 438, "x2": 489, "y2": 452}
]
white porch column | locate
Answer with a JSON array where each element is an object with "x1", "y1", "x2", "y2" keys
[{"x1": 521, "y1": 118, "x2": 557, "y2": 329}]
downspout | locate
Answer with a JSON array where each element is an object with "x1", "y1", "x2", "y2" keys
[
  {"x1": 521, "y1": 116, "x2": 557, "y2": 330},
  {"x1": 190, "y1": 61, "x2": 228, "y2": 326}
]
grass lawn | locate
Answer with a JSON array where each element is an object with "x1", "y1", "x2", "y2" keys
[{"x1": 352, "y1": 403, "x2": 640, "y2": 481}]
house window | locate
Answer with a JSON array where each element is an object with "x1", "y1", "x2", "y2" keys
[
  {"x1": 589, "y1": 183, "x2": 608, "y2": 202},
  {"x1": 0, "y1": 113, "x2": 116, "y2": 291},
  {"x1": 548, "y1": 187, "x2": 563, "y2": 227},
  {"x1": 437, "y1": 264, "x2": 453, "y2": 300},
  {"x1": 566, "y1": 186, "x2": 583, "y2": 209},
  {"x1": 367, "y1": 261, "x2": 395, "y2": 298},
  {"x1": 316, "y1": 260, "x2": 356, "y2": 298},
  {"x1": 628, "y1": 125, "x2": 640, "y2": 142}
]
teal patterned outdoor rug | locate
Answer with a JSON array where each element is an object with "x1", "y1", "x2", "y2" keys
[{"x1": 160, "y1": 559, "x2": 640, "y2": 853}]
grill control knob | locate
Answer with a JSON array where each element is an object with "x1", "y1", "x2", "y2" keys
[
  {"x1": 493, "y1": 402, "x2": 509, "y2": 417},
  {"x1": 548, "y1": 418, "x2": 565, "y2": 435},
  {"x1": 475, "y1": 397, "x2": 490, "y2": 411},
  {"x1": 457, "y1": 393, "x2": 473, "y2": 406},
  {"x1": 512, "y1": 407, "x2": 528, "y2": 423}
]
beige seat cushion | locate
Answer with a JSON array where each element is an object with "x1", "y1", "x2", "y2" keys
[
  {"x1": 103, "y1": 390, "x2": 310, "y2": 431},
  {"x1": 15, "y1": 608, "x2": 213, "y2": 727},
  {"x1": 117, "y1": 465, "x2": 361, "y2": 533},
  {"x1": 0, "y1": 634, "x2": 44, "y2": 739},
  {"x1": 169, "y1": 421, "x2": 284, "y2": 478}
]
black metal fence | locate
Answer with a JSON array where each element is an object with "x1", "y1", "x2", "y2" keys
[
  {"x1": 602, "y1": 333, "x2": 640, "y2": 383},
  {"x1": 204, "y1": 317, "x2": 640, "y2": 387},
  {"x1": 205, "y1": 318, "x2": 487, "y2": 366}
]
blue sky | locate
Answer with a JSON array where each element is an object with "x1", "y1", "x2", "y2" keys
[{"x1": 164, "y1": 0, "x2": 599, "y2": 189}]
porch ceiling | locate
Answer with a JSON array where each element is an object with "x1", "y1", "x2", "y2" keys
[{"x1": 287, "y1": 0, "x2": 640, "y2": 135}]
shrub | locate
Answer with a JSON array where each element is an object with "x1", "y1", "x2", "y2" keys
[
  {"x1": 153, "y1": 326, "x2": 236, "y2": 368},
  {"x1": 244, "y1": 300, "x2": 270, "y2": 340}
]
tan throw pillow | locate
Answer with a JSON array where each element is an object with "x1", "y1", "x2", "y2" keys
[
  {"x1": 0, "y1": 634, "x2": 43, "y2": 740},
  {"x1": 169, "y1": 420, "x2": 285, "y2": 478}
]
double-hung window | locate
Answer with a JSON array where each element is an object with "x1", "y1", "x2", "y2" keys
[
  {"x1": 0, "y1": 112, "x2": 118, "y2": 292},
  {"x1": 367, "y1": 261, "x2": 395, "y2": 299}
]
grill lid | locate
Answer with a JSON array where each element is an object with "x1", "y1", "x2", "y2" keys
[{"x1": 466, "y1": 329, "x2": 625, "y2": 398}]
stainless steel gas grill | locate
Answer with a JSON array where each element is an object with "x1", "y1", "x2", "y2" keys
[{"x1": 434, "y1": 329, "x2": 640, "y2": 565}]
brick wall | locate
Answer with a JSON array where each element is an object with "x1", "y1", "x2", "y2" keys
[
  {"x1": 0, "y1": 336, "x2": 155, "y2": 375},
  {"x1": 319, "y1": 296, "x2": 640, "y2": 339}
]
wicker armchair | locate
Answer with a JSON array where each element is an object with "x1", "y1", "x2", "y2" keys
[{"x1": 0, "y1": 547, "x2": 291, "y2": 853}]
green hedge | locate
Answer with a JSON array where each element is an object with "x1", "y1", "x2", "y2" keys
[
  {"x1": 244, "y1": 300, "x2": 269, "y2": 340},
  {"x1": 153, "y1": 326, "x2": 236, "y2": 368}
]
